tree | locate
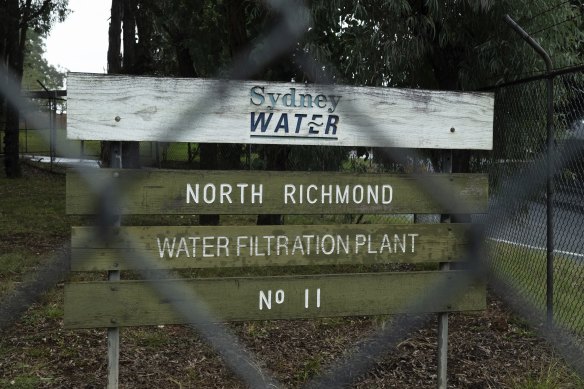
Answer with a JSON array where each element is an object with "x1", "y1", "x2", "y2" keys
[
  {"x1": 21, "y1": 31, "x2": 65, "y2": 90},
  {"x1": 101, "y1": 0, "x2": 584, "y2": 186},
  {"x1": 1, "y1": 0, "x2": 68, "y2": 178},
  {"x1": 102, "y1": 0, "x2": 141, "y2": 170},
  {"x1": 298, "y1": 0, "x2": 584, "y2": 177},
  {"x1": 303, "y1": 0, "x2": 583, "y2": 89}
]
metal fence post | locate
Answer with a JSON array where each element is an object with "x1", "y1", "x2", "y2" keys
[
  {"x1": 107, "y1": 141, "x2": 122, "y2": 389},
  {"x1": 437, "y1": 150, "x2": 453, "y2": 389},
  {"x1": 504, "y1": 14, "x2": 555, "y2": 327}
]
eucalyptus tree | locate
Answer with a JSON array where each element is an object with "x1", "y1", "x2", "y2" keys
[
  {"x1": 301, "y1": 0, "x2": 584, "y2": 175},
  {"x1": 21, "y1": 31, "x2": 64, "y2": 91},
  {"x1": 1, "y1": 0, "x2": 68, "y2": 178},
  {"x1": 304, "y1": 0, "x2": 583, "y2": 89},
  {"x1": 104, "y1": 0, "x2": 584, "y2": 188}
]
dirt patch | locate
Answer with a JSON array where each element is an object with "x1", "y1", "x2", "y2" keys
[
  {"x1": 1, "y1": 164, "x2": 582, "y2": 388},
  {"x1": 1, "y1": 291, "x2": 581, "y2": 388}
]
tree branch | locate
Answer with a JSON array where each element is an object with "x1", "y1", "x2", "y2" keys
[{"x1": 20, "y1": 0, "x2": 51, "y2": 27}]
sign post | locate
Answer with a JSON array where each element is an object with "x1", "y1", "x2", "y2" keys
[
  {"x1": 107, "y1": 142, "x2": 121, "y2": 389},
  {"x1": 64, "y1": 74, "x2": 494, "y2": 388}
]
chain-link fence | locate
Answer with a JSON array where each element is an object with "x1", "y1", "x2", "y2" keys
[
  {"x1": 1, "y1": 2, "x2": 584, "y2": 387},
  {"x1": 485, "y1": 70, "x2": 584, "y2": 353}
]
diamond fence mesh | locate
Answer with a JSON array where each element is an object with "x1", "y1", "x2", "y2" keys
[
  {"x1": 2, "y1": 1, "x2": 584, "y2": 386},
  {"x1": 485, "y1": 73, "x2": 584, "y2": 354}
]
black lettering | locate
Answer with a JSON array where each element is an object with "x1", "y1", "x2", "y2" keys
[
  {"x1": 325, "y1": 115, "x2": 339, "y2": 135},
  {"x1": 250, "y1": 112, "x2": 273, "y2": 132},
  {"x1": 274, "y1": 113, "x2": 289, "y2": 133},
  {"x1": 294, "y1": 113, "x2": 307, "y2": 133}
]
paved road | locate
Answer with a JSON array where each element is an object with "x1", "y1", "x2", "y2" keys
[{"x1": 484, "y1": 194, "x2": 584, "y2": 260}]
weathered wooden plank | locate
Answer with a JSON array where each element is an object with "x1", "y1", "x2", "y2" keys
[
  {"x1": 67, "y1": 73, "x2": 494, "y2": 150},
  {"x1": 71, "y1": 224, "x2": 470, "y2": 271},
  {"x1": 63, "y1": 272, "x2": 486, "y2": 328},
  {"x1": 66, "y1": 169, "x2": 488, "y2": 215}
]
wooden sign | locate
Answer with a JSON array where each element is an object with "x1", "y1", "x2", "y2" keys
[
  {"x1": 67, "y1": 73, "x2": 494, "y2": 149},
  {"x1": 71, "y1": 223, "x2": 470, "y2": 271},
  {"x1": 64, "y1": 272, "x2": 486, "y2": 329},
  {"x1": 64, "y1": 72, "x2": 493, "y2": 388},
  {"x1": 66, "y1": 170, "x2": 488, "y2": 215}
]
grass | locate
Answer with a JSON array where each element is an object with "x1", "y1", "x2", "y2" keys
[
  {"x1": 0, "y1": 375, "x2": 42, "y2": 389},
  {"x1": 1, "y1": 128, "x2": 169, "y2": 161},
  {"x1": 0, "y1": 164, "x2": 67, "y2": 236},
  {"x1": 510, "y1": 360, "x2": 584, "y2": 388},
  {"x1": 2, "y1": 163, "x2": 584, "y2": 387},
  {"x1": 294, "y1": 354, "x2": 324, "y2": 381},
  {"x1": 489, "y1": 241, "x2": 584, "y2": 336},
  {"x1": 0, "y1": 127, "x2": 100, "y2": 158},
  {"x1": 0, "y1": 163, "x2": 70, "y2": 298}
]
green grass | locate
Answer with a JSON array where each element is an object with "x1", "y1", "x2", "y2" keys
[
  {"x1": 0, "y1": 168, "x2": 67, "y2": 236},
  {"x1": 0, "y1": 164, "x2": 71, "y2": 297},
  {"x1": 1, "y1": 128, "x2": 172, "y2": 161},
  {"x1": 2, "y1": 163, "x2": 583, "y2": 387},
  {"x1": 510, "y1": 360, "x2": 584, "y2": 388},
  {"x1": 0, "y1": 375, "x2": 43, "y2": 389},
  {"x1": 294, "y1": 354, "x2": 324, "y2": 381},
  {"x1": 489, "y1": 241, "x2": 584, "y2": 336},
  {"x1": 130, "y1": 327, "x2": 171, "y2": 348},
  {"x1": 3, "y1": 166, "x2": 581, "y2": 333},
  {"x1": 0, "y1": 127, "x2": 99, "y2": 158}
]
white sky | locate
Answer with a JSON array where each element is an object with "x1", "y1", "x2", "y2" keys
[{"x1": 45, "y1": 0, "x2": 110, "y2": 74}]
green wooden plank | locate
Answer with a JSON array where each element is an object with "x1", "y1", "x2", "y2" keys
[
  {"x1": 64, "y1": 271, "x2": 486, "y2": 329},
  {"x1": 71, "y1": 224, "x2": 471, "y2": 271},
  {"x1": 66, "y1": 169, "x2": 488, "y2": 215}
]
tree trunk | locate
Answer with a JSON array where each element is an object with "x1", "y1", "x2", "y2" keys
[
  {"x1": 257, "y1": 145, "x2": 289, "y2": 225},
  {"x1": 101, "y1": 0, "x2": 123, "y2": 167},
  {"x1": 103, "y1": 0, "x2": 141, "y2": 168},
  {"x1": 0, "y1": 2, "x2": 7, "y2": 140},
  {"x1": 134, "y1": 0, "x2": 153, "y2": 74},
  {"x1": 107, "y1": 0, "x2": 123, "y2": 74},
  {"x1": 225, "y1": 0, "x2": 248, "y2": 62},
  {"x1": 121, "y1": 0, "x2": 140, "y2": 166},
  {"x1": 122, "y1": 0, "x2": 136, "y2": 73},
  {"x1": 199, "y1": 143, "x2": 219, "y2": 226},
  {"x1": 3, "y1": 0, "x2": 26, "y2": 178},
  {"x1": 219, "y1": 0, "x2": 247, "y2": 171}
]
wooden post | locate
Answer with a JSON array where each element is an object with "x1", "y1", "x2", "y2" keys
[
  {"x1": 437, "y1": 150, "x2": 453, "y2": 389},
  {"x1": 107, "y1": 141, "x2": 122, "y2": 389},
  {"x1": 107, "y1": 271, "x2": 120, "y2": 389}
]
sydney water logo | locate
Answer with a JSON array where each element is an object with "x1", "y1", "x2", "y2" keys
[{"x1": 249, "y1": 86, "x2": 342, "y2": 140}]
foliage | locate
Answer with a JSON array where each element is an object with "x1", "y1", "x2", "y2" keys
[
  {"x1": 312, "y1": 0, "x2": 583, "y2": 89},
  {"x1": 1, "y1": 0, "x2": 69, "y2": 177},
  {"x1": 301, "y1": 0, "x2": 584, "y2": 90},
  {"x1": 21, "y1": 31, "x2": 65, "y2": 90},
  {"x1": 102, "y1": 0, "x2": 584, "y2": 177}
]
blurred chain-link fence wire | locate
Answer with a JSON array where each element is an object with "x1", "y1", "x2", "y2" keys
[{"x1": 2, "y1": 1, "x2": 584, "y2": 386}]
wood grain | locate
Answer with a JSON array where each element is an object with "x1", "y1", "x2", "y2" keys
[
  {"x1": 70, "y1": 223, "x2": 471, "y2": 271},
  {"x1": 67, "y1": 73, "x2": 493, "y2": 149},
  {"x1": 66, "y1": 169, "x2": 489, "y2": 215},
  {"x1": 64, "y1": 271, "x2": 486, "y2": 328}
]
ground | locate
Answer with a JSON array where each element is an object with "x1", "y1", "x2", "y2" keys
[{"x1": 0, "y1": 163, "x2": 583, "y2": 388}]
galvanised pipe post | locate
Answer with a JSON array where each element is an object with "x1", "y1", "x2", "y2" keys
[{"x1": 504, "y1": 14, "x2": 554, "y2": 327}]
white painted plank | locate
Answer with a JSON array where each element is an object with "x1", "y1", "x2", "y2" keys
[{"x1": 67, "y1": 73, "x2": 493, "y2": 150}]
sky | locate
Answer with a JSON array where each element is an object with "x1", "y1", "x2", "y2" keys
[{"x1": 45, "y1": 0, "x2": 110, "y2": 74}]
